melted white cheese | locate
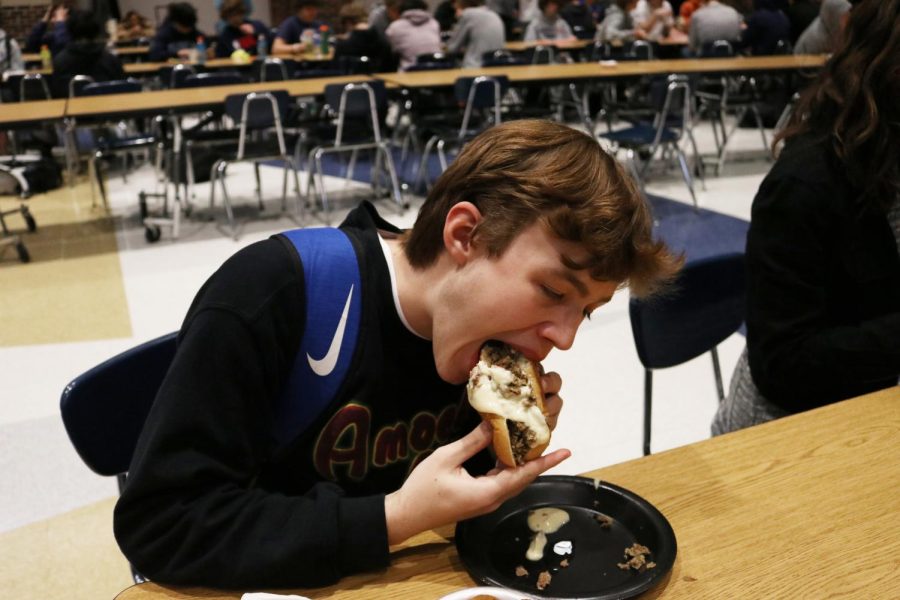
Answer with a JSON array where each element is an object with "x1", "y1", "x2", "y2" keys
[
  {"x1": 527, "y1": 507, "x2": 570, "y2": 534},
  {"x1": 526, "y1": 531, "x2": 547, "y2": 562},
  {"x1": 467, "y1": 361, "x2": 550, "y2": 445},
  {"x1": 525, "y1": 508, "x2": 570, "y2": 562}
]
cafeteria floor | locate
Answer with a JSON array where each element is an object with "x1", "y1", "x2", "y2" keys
[{"x1": 0, "y1": 119, "x2": 770, "y2": 597}]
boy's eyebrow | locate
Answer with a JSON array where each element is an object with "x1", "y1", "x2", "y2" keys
[{"x1": 558, "y1": 254, "x2": 589, "y2": 297}]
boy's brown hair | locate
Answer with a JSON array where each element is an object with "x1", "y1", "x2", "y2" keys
[
  {"x1": 401, "y1": 120, "x2": 681, "y2": 297},
  {"x1": 220, "y1": 0, "x2": 247, "y2": 20}
]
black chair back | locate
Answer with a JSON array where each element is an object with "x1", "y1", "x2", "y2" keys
[
  {"x1": 403, "y1": 62, "x2": 452, "y2": 72},
  {"x1": 158, "y1": 64, "x2": 197, "y2": 88},
  {"x1": 224, "y1": 89, "x2": 290, "y2": 129},
  {"x1": 416, "y1": 51, "x2": 459, "y2": 68},
  {"x1": 77, "y1": 79, "x2": 142, "y2": 96},
  {"x1": 292, "y1": 68, "x2": 344, "y2": 79},
  {"x1": 338, "y1": 55, "x2": 375, "y2": 75},
  {"x1": 324, "y1": 79, "x2": 387, "y2": 118},
  {"x1": 253, "y1": 57, "x2": 294, "y2": 82},
  {"x1": 179, "y1": 71, "x2": 245, "y2": 88},
  {"x1": 630, "y1": 253, "x2": 745, "y2": 370},
  {"x1": 60, "y1": 333, "x2": 178, "y2": 477},
  {"x1": 453, "y1": 75, "x2": 510, "y2": 108},
  {"x1": 701, "y1": 39, "x2": 736, "y2": 58},
  {"x1": 525, "y1": 45, "x2": 555, "y2": 64}
]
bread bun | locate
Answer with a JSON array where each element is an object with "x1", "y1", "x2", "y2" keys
[{"x1": 466, "y1": 343, "x2": 550, "y2": 467}]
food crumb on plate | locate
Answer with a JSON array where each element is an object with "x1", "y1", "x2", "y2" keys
[
  {"x1": 617, "y1": 543, "x2": 656, "y2": 572},
  {"x1": 515, "y1": 565, "x2": 529, "y2": 577},
  {"x1": 536, "y1": 570, "x2": 552, "y2": 590},
  {"x1": 594, "y1": 514, "x2": 612, "y2": 529}
]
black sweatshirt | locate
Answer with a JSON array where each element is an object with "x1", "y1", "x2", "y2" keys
[
  {"x1": 114, "y1": 203, "x2": 489, "y2": 588},
  {"x1": 745, "y1": 133, "x2": 900, "y2": 412}
]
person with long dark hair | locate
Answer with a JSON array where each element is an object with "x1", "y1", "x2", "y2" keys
[{"x1": 712, "y1": 0, "x2": 900, "y2": 434}]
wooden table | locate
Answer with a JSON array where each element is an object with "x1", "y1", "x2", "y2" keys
[
  {"x1": 376, "y1": 54, "x2": 827, "y2": 88},
  {"x1": 114, "y1": 386, "x2": 900, "y2": 599},
  {"x1": 504, "y1": 39, "x2": 592, "y2": 52},
  {"x1": 63, "y1": 75, "x2": 375, "y2": 120},
  {"x1": 21, "y1": 51, "x2": 335, "y2": 77},
  {"x1": 0, "y1": 98, "x2": 67, "y2": 127}
]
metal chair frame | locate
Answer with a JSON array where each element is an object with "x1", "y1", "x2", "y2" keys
[
  {"x1": 414, "y1": 75, "x2": 505, "y2": 192},
  {"x1": 207, "y1": 91, "x2": 304, "y2": 239},
  {"x1": 600, "y1": 74, "x2": 704, "y2": 209},
  {"x1": 303, "y1": 82, "x2": 404, "y2": 224}
]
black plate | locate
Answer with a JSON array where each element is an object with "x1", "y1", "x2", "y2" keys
[{"x1": 455, "y1": 475, "x2": 677, "y2": 600}]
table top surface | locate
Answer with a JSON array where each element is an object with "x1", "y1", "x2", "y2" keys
[
  {"x1": 0, "y1": 98, "x2": 67, "y2": 126},
  {"x1": 504, "y1": 32, "x2": 689, "y2": 52},
  {"x1": 114, "y1": 386, "x2": 900, "y2": 599},
  {"x1": 62, "y1": 75, "x2": 375, "y2": 119},
  {"x1": 375, "y1": 54, "x2": 827, "y2": 88}
]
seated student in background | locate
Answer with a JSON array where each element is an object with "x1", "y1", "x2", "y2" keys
[
  {"x1": 434, "y1": 0, "x2": 458, "y2": 32},
  {"x1": 560, "y1": 0, "x2": 599, "y2": 40},
  {"x1": 113, "y1": 117, "x2": 680, "y2": 589},
  {"x1": 0, "y1": 22, "x2": 25, "y2": 75},
  {"x1": 676, "y1": 0, "x2": 700, "y2": 32},
  {"x1": 24, "y1": 3, "x2": 71, "y2": 54},
  {"x1": 784, "y1": 0, "x2": 818, "y2": 44},
  {"x1": 214, "y1": 0, "x2": 254, "y2": 34},
  {"x1": 688, "y1": 0, "x2": 742, "y2": 55},
  {"x1": 369, "y1": 0, "x2": 401, "y2": 46},
  {"x1": 740, "y1": 0, "x2": 790, "y2": 55},
  {"x1": 446, "y1": 0, "x2": 506, "y2": 68},
  {"x1": 525, "y1": 0, "x2": 576, "y2": 41},
  {"x1": 273, "y1": 0, "x2": 323, "y2": 55},
  {"x1": 794, "y1": 0, "x2": 850, "y2": 54},
  {"x1": 52, "y1": 10, "x2": 125, "y2": 97},
  {"x1": 116, "y1": 10, "x2": 155, "y2": 43},
  {"x1": 598, "y1": 0, "x2": 646, "y2": 43},
  {"x1": 487, "y1": 0, "x2": 520, "y2": 40},
  {"x1": 634, "y1": 0, "x2": 675, "y2": 41},
  {"x1": 385, "y1": 0, "x2": 441, "y2": 70},
  {"x1": 333, "y1": 3, "x2": 395, "y2": 71},
  {"x1": 712, "y1": 0, "x2": 900, "y2": 435},
  {"x1": 215, "y1": 0, "x2": 270, "y2": 58},
  {"x1": 150, "y1": 2, "x2": 208, "y2": 61}
]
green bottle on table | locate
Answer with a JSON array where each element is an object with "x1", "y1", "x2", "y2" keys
[
  {"x1": 39, "y1": 44, "x2": 52, "y2": 71},
  {"x1": 319, "y1": 25, "x2": 329, "y2": 57}
]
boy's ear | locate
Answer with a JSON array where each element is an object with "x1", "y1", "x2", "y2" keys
[{"x1": 443, "y1": 202, "x2": 483, "y2": 265}]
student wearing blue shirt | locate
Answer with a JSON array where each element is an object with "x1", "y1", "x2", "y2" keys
[
  {"x1": 273, "y1": 0, "x2": 324, "y2": 55},
  {"x1": 150, "y1": 2, "x2": 208, "y2": 61},
  {"x1": 215, "y1": 0, "x2": 271, "y2": 58},
  {"x1": 24, "y1": 3, "x2": 71, "y2": 54}
]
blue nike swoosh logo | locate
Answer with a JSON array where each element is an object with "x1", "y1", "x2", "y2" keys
[{"x1": 306, "y1": 285, "x2": 354, "y2": 377}]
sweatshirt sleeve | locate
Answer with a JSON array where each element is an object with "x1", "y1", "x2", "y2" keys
[
  {"x1": 446, "y1": 14, "x2": 470, "y2": 54},
  {"x1": 745, "y1": 175, "x2": 900, "y2": 411},
  {"x1": 114, "y1": 244, "x2": 390, "y2": 588}
]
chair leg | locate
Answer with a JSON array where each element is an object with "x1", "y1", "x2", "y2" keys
[
  {"x1": 286, "y1": 158, "x2": 304, "y2": 219},
  {"x1": 254, "y1": 162, "x2": 263, "y2": 210},
  {"x1": 314, "y1": 150, "x2": 330, "y2": 225},
  {"x1": 217, "y1": 162, "x2": 237, "y2": 239},
  {"x1": 414, "y1": 136, "x2": 438, "y2": 194},
  {"x1": 436, "y1": 139, "x2": 449, "y2": 172},
  {"x1": 380, "y1": 143, "x2": 405, "y2": 212},
  {"x1": 347, "y1": 148, "x2": 359, "y2": 186},
  {"x1": 676, "y1": 146, "x2": 699, "y2": 211},
  {"x1": 711, "y1": 347, "x2": 725, "y2": 402},
  {"x1": 643, "y1": 369, "x2": 653, "y2": 456},
  {"x1": 90, "y1": 153, "x2": 109, "y2": 211}
]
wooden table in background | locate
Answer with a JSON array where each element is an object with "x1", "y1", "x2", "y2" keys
[
  {"x1": 114, "y1": 386, "x2": 900, "y2": 599},
  {"x1": 375, "y1": 54, "x2": 827, "y2": 89},
  {"x1": 63, "y1": 75, "x2": 375, "y2": 120},
  {"x1": 0, "y1": 98, "x2": 66, "y2": 127}
]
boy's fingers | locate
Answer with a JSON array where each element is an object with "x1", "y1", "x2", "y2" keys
[{"x1": 445, "y1": 421, "x2": 494, "y2": 463}]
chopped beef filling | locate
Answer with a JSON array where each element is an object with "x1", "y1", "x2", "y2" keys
[
  {"x1": 536, "y1": 570, "x2": 552, "y2": 590},
  {"x1": 508, "y1": 420, "x2": 538, "y2": 465}
]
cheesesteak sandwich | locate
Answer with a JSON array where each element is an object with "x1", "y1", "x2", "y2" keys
[{"x1": 466, "y1": 342, "x2": 550, "y2": 467}]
